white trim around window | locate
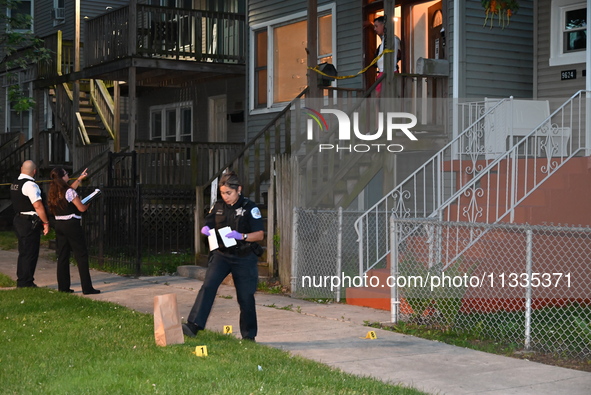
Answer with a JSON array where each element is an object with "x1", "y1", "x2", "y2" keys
[
  {"x1": 249, "y1": 3, "x2": 336, "y2": 114},
  {"x1": 549, "y1": 0, "x2": 586, "y2": 67},
  {"x1": 7, "y1": 0, "x2": 34, "y2": 33},
  {"x1": 149, "y1": 101, "x2": 193, "y2": 142}
]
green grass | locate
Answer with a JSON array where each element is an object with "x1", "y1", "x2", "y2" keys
[
  {"x1": 367, "y1": 303, "x2": 591, "y2": 371},
  {"x1": 0, "y1": 288, "x2": 424, "y2": 395},
  {"x1": 0, "y1": 271, "x2": 16, "y2": 287},
  {"x1": 0, "y1": 230, "x2": 17, "y2": 250},
  {"x1": 0, "y1": 230, "x2": 55, "y2": 250}
]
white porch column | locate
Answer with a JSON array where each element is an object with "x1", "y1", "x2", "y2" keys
[
  {"x1": 452, "y1": 0, "x2": 461, "y2": 144},
  {"x1": 586, "y1": 0, "x2": 591, "y2": 155}
]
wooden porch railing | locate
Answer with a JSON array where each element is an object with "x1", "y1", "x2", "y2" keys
[
  {"x1": 0, "y1": 132, "x2": 23, "y2": 162},
  {"x1": 38, "y1": 130, "x2": 69, "y2": 168},
  {"x1": 71, "y1": 143, "x2": 112, "y2": 186},
  {"x1": 89, "y1": 79, "x2": 116, "y2": 140},
  {"x1": 85, "y1": 4, "x2": 245, "y2": 67},
  {"x1": 134, "y1": 141, "x2": 244, "y2": 187},
  {"x1": 50, "y1": 83, "x2": 74, "y2": 147},
  {"x1": 37, "y1": 31, "x2": 76, "y2": 79},
  {"x1": 0, "y1": 139, "x2": 34, "y2": 184}
]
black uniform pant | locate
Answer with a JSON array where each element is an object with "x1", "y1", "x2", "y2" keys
[
  {"x1": 188, "y1": 250, "x2": 259, "y2": 339},
  {"x1": 54, "y1": 219, "x2": 94, "y2": 293},
  {"x1": 13, "y1": 215, "x2": 41, "y2": 287}
]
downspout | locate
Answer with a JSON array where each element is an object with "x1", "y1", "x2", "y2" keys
[{"x1": 452, "y1": 0, "x2": 460, "y2": 140}]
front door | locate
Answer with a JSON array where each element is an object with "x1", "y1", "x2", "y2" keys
[
  {"x1": 208, "y1": 95, "x2": 227, "y2": 142},
  {"x1": 428, "y1": 2, "x2": 444, "y2": 60}
]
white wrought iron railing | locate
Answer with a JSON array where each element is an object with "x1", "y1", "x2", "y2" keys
[
  {"x1": 429, "y1": 90, "x2": 588, "y2": 268},
  {"x1": 354, "y1": 97, "x2": 511, "y2": 275},
  {"x1": 355, "y1": 91, "x2": 590, "y2": 275}
]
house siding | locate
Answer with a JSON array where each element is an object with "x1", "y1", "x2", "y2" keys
[
  {"x1": 535, "y1": 0, "x2": 584, "y2": 99},
  {"x1": 35, "y1": 1, "x2": 129, "y2": 43},
  {"x1": 246, "y1": 0, "x2": 362, "y2": 141},
  {"x1": 460, "y1": 0, "x2": 534, "y2": 99}
]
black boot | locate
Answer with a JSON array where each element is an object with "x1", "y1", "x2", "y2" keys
[{"x1": 182, "y1": 322, "x2": 201, "y2": 337}]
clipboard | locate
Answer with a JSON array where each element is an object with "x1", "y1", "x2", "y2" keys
[{"x1": 81, "y1": 189, "x2": 102, "y2": 205}]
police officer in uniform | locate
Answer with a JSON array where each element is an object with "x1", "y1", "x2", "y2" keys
[
  {"x1": 183, "y1": 171, "x2": 264, "y2": 341},
  {"x1": 10, "y1": 160, "x2": 50, "y2": 288}
]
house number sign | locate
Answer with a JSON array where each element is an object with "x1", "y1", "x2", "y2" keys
[{"x1": 561, "y1": 69, "x2": 576, "y2": 80}]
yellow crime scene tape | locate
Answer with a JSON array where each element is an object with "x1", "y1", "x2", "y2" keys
[
  {"x1": 3, "y1": 50, "x2": 394, "y2": 189},
  {"x1": 0, "y1": 177, "x2": 82, "y2": 187},
  {"x1": 307, "y1": 49, "x2": 393, "y2": 80}
]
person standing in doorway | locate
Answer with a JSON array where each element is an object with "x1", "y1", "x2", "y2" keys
[
  {"x1": 373, "y1": 15, "x2": 402, "y2": 97},
  {"x1": 10, "y1": 160, "x2": 50, "y2": 288},
  {"x1": 47, "y1": 167, "x2": 100, "y2": 294},
  {"x1": 183, "y1": 171, "x2": 264, "y2": 341}
]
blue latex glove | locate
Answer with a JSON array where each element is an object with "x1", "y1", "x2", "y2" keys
[
  {"x1": 201, "y1": 226, "x2": 212, "y2": 236},
  {"x1": 225, "y1": 230, "x2": 243, "y2": 240}
]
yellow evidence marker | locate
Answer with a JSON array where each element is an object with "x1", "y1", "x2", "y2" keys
[
  {"x1": 360, "y1": 330, "x2": 377, "y2": 339},
  {"x1": 223, "y1": 325, "x2": 233, "y2": 334},
  {"x1": 194, "y1": 345, "x2": 208, "y2": 357}
]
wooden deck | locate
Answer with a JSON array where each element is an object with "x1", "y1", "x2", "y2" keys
[{"x1": 37, "y1": 4, "x2": 245, "y2": 87}]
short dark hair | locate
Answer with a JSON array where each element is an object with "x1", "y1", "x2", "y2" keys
[
  {"x1": 374, "y1": 16, "x2": 385, "y2": 24},
  {"x1": 219, "y1": 171, "x2": 241, "y2": 191}
]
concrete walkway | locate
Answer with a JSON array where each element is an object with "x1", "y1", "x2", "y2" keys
[{"x1": 1, "y1": 247, "x2": 590, "y2": 394}]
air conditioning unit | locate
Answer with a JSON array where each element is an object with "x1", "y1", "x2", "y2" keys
[{"x1": 53, "y1": 7, "x2": 65, "y2": 20}]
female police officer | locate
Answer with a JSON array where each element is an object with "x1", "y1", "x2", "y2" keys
[{"x1": 183, "y1": 171, "x2": 264, "y2": 341}]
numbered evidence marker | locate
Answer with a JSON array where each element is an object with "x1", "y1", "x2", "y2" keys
[
  {"x1": 223, "y1": 325, "x2": 233, "y2": 334},
  {"x1": 360, "y1": 330, "x2": 377, "y2": 340},
  {"x1": 194, "y1": 345, "x2": 208, "y2": 357}
]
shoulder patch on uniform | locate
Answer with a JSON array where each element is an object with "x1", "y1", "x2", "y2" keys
[{"x1": 251, "y1": 207, "x2": 262, "y2": 219}]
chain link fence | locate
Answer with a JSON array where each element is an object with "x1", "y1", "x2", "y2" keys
[
  {"x1": 390, "y1": 218, "x2": 591, "y2": 359},
  {"x1": 291, "y1": 208, "x2": 364, "y2": 300},
  {"x1": 292, "y1": 209, "x2": 591, "y2": 359}
]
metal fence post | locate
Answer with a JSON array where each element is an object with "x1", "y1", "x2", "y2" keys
[
  {"x1": 390, "y1": 215, "x2": 399, "y2": 324},
  {"x1": 336, "y1": 207, "x2": 343, "y2": 302},
  {"x1": 524, "y1": 228, "x2": 533, "y2": 351},
  {"x1": 98, "y1": 183, "x2": 104, "y2": 267},
  {"x1": 358, "y1": 219, "x2": 364, "y2": 277},
  {"x1": 135, "y1": 182, "x2": 142, "y2": 277},
  {"x1": 290, "y1": 206, "x2": 298, "y2": 295}
]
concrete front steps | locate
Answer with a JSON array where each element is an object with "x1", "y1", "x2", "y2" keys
[
  {"x1": 347, "y1": 157, "x2": 591, "y2": 312},
  {"x1": 445, "y1": 157, "x2": 591, "y2": 225}
]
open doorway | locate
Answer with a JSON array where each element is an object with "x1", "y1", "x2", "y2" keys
[
  {"x1": 363, "y1": 1, "x2": 402, "y2": 90},
  {"x1": 363, "y1": 0, "x2": 444, "y2": 83}
]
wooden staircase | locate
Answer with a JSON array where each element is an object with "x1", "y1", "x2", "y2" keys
[
  {"x1": 48, "y1": 79, "x2": 115, "y2": 148},
  {"x1": 78, "y1": 87, "x2": 110, "y2": 144}
]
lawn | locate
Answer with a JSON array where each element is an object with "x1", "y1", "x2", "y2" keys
[{"x1": 0, "y1": 287, "x2": 424, "y2": 394}]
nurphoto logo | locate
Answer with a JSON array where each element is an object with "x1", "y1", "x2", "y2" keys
[{"x1": 304, "y1": 107, "x2": 418, "y2": 153}]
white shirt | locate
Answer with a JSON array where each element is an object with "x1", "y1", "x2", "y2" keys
[
  {"x1": 54, "y1": 188, "x2": 82, "y2": 220},
  {"x1": 377, "y1": 35, "x2": 401, "y2": 73},
  {"x1": 18, "y1": 174, "x2": 42, "y2": 215}
]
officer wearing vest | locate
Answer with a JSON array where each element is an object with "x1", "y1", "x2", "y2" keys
[
  {"x1": 183, "y1": 171, "x2": 264, "y2": 341},
  {"x1": 47, "y1": 167, "x2": 100, "y2": 294},
  {"x1": 10, "y1": 160, "x2": 50, "y2": 288}
]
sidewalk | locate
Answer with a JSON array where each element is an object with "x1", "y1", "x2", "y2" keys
[{"x1": 1, "y1": 247, "x2": 590, "y2": 395}]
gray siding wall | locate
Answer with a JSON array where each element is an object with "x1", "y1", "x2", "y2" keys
[
  {"x1": 35, "y1": 1, "x2": 129, "y2": 42},
  {"x1": 247, "y1": 0, "x2": 361, "y2": 141},
  {"x1": 535, "y1": 0, "x2": 584, "y2": 99},
  {"x1": 459, "y1": 0, "x2": 534, "y2": 99}
]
